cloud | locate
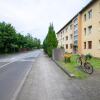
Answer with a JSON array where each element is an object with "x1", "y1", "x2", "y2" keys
[{"x1": 0, "y1": 0, "x2": 91, "y2": 42}]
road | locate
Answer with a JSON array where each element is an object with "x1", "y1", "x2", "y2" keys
[
  {"x1": 1, "y1": 50, "x2": 100, "y2": 100},
  {"x1": 0, "y1": 50, "x2": 41, "y2": 100},
  {"x1": 17, "y1": 51, "x2": 100, "y2": 100}
]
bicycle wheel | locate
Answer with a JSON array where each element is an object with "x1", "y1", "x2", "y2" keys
[
  {"x1": 84, "y1": 62, "x2": 94, "y2": 74},
  {"x1": 76, "y1": 58, "x2": 81, "y2": 65}
]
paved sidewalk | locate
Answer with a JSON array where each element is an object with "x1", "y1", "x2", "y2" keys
[{"x1": 17, "y1": 52, "x2": 100, "y2": 100}]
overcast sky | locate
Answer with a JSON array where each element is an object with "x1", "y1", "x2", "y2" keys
[{"x1": 0, "y1": 0, "x2": 91, "y2": 42}]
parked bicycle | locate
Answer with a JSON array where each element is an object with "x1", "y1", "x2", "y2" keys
[{"x1": 76, "y1": 54, "x2": 94, "y2": 74}]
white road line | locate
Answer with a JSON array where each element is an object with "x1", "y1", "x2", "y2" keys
[
  {"x1": 0, "y1": 61, "x2": 15, "y2": 69},
  {"x1": 0, "y1": 59, "x2": 34, "y2": 69},
  {"x1": 11, "y1": 58, "x2": 16, "y2": 60},
  {"x1": 11, "y1": 64, "x2": 33, "y2": 100}
]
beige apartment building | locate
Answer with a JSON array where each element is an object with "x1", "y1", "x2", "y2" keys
[
  {"x1": 57, "y1": 21, "x2": 73, "y2": 53},
  {"x1": 57, "y1": 0, "x2": 100, "y2": 58}
]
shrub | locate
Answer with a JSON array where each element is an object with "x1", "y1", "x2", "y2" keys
[
  {"x1": 64, "y1": 53, "x2": 72, "y2": 63},
  {"x1": 85, "y1": 54, "x2": 92, "y2": 60}
]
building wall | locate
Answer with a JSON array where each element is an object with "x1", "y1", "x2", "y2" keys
[
  {"x1": 81, "y1": 0, "x2": 100, "y2": 57},
  {"x1": 73, "y1": 16, "x2": 79, "y2": 53},
  {"x1": 57, "y1": 32, "x2": 62, "y2": 48},
  {"x1": 65, "y1": 23, "x2": 73, "y2": 53},
  {"x1": 57, "y1": 0, "x2": 100, "y2": 58},
  {"x1": 78, "y1": 14, "x2": 82, "y2": 54},
  {"x1": 57, "y1": 22, "x2": 73, "y2": 53},
  {"x1": 57, "y1": 29, "x2": 66, "y2": 48}
]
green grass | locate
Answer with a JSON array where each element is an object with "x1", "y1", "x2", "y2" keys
[
  {"x1": 57, "y1": 55, "x2": 100, "y2": 79},
  {"x1": 88, "y1": 58, "x2": 100, "y2": 69}
]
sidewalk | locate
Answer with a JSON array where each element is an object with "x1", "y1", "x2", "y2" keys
[{"x1": 16, "y1": 52, "x2": 100, "y2": 100}]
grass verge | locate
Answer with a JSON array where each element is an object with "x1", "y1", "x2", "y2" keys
[{"x1": 57, "y1": 55, "x2": 100, "y2": 79}]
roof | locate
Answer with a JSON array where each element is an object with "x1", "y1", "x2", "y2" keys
[{"x1": 56, "y1": 0, "x2": 98, "y2": 34}]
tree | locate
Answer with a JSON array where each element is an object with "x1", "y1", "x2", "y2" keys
[
  {"x1": 0, "y1": 22, "x2": 16, "y2": 53},
  {"x1": 33, "y1": 38, "x2": 41, "y2": 49},
  {"x1": 16, "y1": 33, "x2": 26, "y2": 49},
  {"x1": 0, "y1": 21, "x2": 41, "y2": 53},
  {"x1": 43, "y1": 23, "x2": 58, "y2": 57}
]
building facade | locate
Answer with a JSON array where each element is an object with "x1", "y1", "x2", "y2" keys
[
  {"x1": 57, "y1": 0, "x2": 100, "y2": 58},
  {"x1": 57, "y1": 21, "x2": 73, "y2": 53},
  {"x1": 81, "y1": 0, "x2": 100, "y2": 58}
]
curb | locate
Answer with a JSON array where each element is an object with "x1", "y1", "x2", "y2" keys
[
  {"x1": 52, "y1": 59, "x2": 75, "y2": 78},
  {"x1": 11, "y1": 64, "x2": 33, "y2": 100}
]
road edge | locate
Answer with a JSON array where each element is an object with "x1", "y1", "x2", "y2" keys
[{"x1": 52, "y1": 59, "x2": 75, "y2": 78}]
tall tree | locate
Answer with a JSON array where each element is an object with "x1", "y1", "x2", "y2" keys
[
  {"x1": 0, "y1": 22, "x2": 16, "y2": 53},
  {"x1": 43, "y1": 23, "x2": 58, "y2": 57},
  {"x1": 0, "y1": 21, "x2": 41, "y2": 53}
]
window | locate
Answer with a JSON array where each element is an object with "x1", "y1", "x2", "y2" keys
[
  {"x1": 88, "y1": 26, "x2": 92, "y2": 34},
  {"x1": 74, "y1": 40, "x2": 78, "y2": 45},
  {"x1": 66, "y1": 27, "x2": 68, "y2": 32},
  {"x1": 99, "y1": 40, "x2": 100, "y2": 48},
  {"x1": 74, "y1": 24, "x2": 78, "y2": 30},
  {"x1": 88, "y1": 10, "x2": 92, "y2": 19},
  {"x1": 74, "y1": 35, "x2": 78, "y2": 41},
  {"x1": 84, "y1": 14, "x2": 86, "y2": 21},
  {"x1": 84, "y1": 42, "x2": 86, "y2": 49},
  {"x1": 84, "y1": 28, "x2": 86, "y2": 35},
  {"x1": 70, "y1": 34, "x2": 73, "y2": 39},
  {"x1": 88, "y1": 41, "x2": 92, "y2": 49},
  {"x1": 74, "y1": 30, "x2": 78, "y2": 36},
  {"x1": 66, "y1": 36, "x2": 68, "y2": 40},
  {"x1": 61, "y1": 34, "x2": 62, "y2": 38},
  {"x1": 74, "y1": 18, "x2": 78, "y2": 24},
  {"x1": 66, "y1": 44, "x2": 68, "y2": 49},
  {"x1": 70, "y1": 24, "x2": 72, "y2": 30},
  {"x1": 99, "y1": 21, "x2": 100, "y2": 26},
  {"x1": 70, "y1": 44, "x2": 73, "y2": 49}
]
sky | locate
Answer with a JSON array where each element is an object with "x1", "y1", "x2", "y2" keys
[{"x1": 0, "y1": 0, "x2": 91, "y2": 42}]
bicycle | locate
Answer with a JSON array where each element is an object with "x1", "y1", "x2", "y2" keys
[{"x1": 76, "y1": 55, "x2": 94, "y2": 74}]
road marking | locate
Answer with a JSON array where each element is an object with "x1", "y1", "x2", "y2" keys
[
  {"x1": 18, "y1": 59, "x2": 35, "y2": 62},
  {"x1": 0, "y1": 61, "x2": 15, "y2": 69},
  {"x1": 0, "y1": 58, "x2": 35, "y2": 69},
  {"x1": 11, "y1": 64, "x2": 33, "y2": 100},
  {"x1": 11, "y1": 57, "x2": 16, "y2": 60}
]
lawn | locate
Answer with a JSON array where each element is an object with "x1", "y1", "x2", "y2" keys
[
  {"x1": 57, "y1": 54, "x2": 100, "y2": 79},
  {"x1": 88, "y1": 58, "x2": 100, "y2": 69}
]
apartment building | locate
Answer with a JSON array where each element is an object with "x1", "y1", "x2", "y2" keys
[
  {"x1": 57, "y1": 0, "x2": 100, "y2": 57},
  {"x1": 57, "y1": 21, "x2": 73, "y2": 53},
  {"x1": 80, "y1": 0, "x2": 100, "y2": 58}
]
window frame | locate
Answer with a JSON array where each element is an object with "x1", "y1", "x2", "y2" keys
[
  {"x1": 66, "y1": 36, "x2": 68, "y2": 40},
  {"x1": 70, "y1": 44, "x2": 73, "y2": 49},
  {"x1": 84, "y1": 28, "x2": 86, "y2": 35},
  {"x1": 88, "y1": 25, "x2": 92, "y2": 34},
  {"x1": 84, "y1": 42, "x2": 86, "y2": 49},
  {"x1": 88, "y1": 41, "x2": 92, "y2": 49},
  {"x1": 70, "y1": 34, "x2": 73, "y2": 39},
  {"x1": 84, "y1": 14, "x2": 86, "y2": 21},
  {"x1": 66, "y1": 44, "x2": 68, "y2": 49},
  {"x1": 88, "y1": 9, "x2": 92, "y2": 19}
]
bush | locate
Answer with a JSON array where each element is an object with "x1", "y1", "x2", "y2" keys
[
  {"x1": 64, "y1": 53, "x2": 72, "y2": 63},
  {"x1": 85, "y1": 54, "x2": 92, "y2": 60}
]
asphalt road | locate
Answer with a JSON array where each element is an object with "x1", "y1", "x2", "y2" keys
[
  {"x1": 17, "y1": 51, "x2": 100, "y2": 100},
  {"x1": 0, "y1": 50, "x2": 41, "y2": 100}
]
